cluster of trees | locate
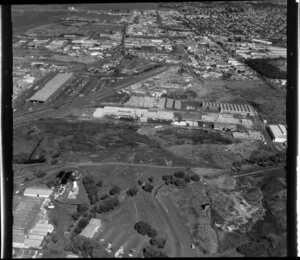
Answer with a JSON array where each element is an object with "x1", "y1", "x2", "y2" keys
[
  {"x1": 247, "y1": 152, "x2": 286, "y2": 167},
  {"x1": 73, "y1": 217, "x2": 90, "y2": 235},
  {"x1": 142, "y1": 183, "x2": 154, "y2": 193},
  {"x1": 245, "y1": 59, "x2": 286, "y2": 79},
  {"x1": 93, "y1": 197, "x2": 119, "y2": 214},
  {"x1": 82, "y1": 175, "x2": 99, "y2": 204},
  {"x1": 46, "y1": 177, "x2": 59, "y2": 188},
  {"x1": 126, "y1": 187, "x2": 139, "y2": 197},
  {"x1": 149, "y1": 237, "x2": 166, "y2": 249},
  {"x1": 236, "y1": 239, "x2": 270, "y2": 257},
  {"x1": 143, "y1": 246, "x2": 168, "y2": 258},
  {"x1": 34, "y1": 171, "x2": 46, "y2": 178},
  {"x1": 134, "y1": 221, "x2": 158, "y2": 238},
  {"x1": 72, "y1": 203, "x2": 89, "y2": 220},
  {"x1": 69, "y1": 236, "x2": 95, "y2": 258},
  {"x1": 162, "y1": 171, "x2": 200, "y2": 187},
  {"x1": 109, "y1": 186, "x2": 121, "y2": 196},
  {"x1": 13, "y1": 153, "x2": 46, "y2": 164}
]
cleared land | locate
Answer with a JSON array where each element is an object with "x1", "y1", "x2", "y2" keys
[{"x1": 191, "y1": 79, "x2": 286, "y2": 123}]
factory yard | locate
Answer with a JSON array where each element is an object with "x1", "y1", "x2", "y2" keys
[{"x1": 11, "y1": 2, "x2": 287, "y2": 259}]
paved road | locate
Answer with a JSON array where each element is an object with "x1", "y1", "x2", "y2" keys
[{"x1": 13, "y1": 161, "x2": 189, "y2": 180}]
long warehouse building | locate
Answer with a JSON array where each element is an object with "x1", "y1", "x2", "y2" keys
[{"x1": 29, "y1": 73, "x2": 73, "y2": 103}]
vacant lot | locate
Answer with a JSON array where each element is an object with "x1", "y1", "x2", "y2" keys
[
  {"x1": 13, "y1": 119, "x2": 193, "y2": 166},
  {"x1": 193, "y1": 80, "x2": 286, "y2": 123},
  {"x1": 165, "y1": 141, "x2": 261, "y2": 169}
]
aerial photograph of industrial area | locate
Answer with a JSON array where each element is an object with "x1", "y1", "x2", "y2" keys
[{"x1": 12, "y1": 1, "x2": 288, "y2": 258}]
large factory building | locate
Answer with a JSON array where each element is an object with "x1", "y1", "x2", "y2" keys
[
  {"x1": 29, "y1": 73, "x2": 73, "y2": 103},
  {"x1": 220, "y1": 103, "x2": 255, "y2": 116}
]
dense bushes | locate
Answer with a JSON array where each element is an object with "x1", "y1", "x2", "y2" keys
[
  {"x1": 174, "y1": 171, "x2": 185, "y2": 179},
  {"x1": 77, "y1": 203, "x2": 89, "y2": 214},
  {"x1": 143, "y1": 246, "x2": 168, "y2": 258},
  {"x1": 142, "y1": 183, "x2": 154, "y2": 193},
  {"x1": 245, "y1": 59, "x2": 286, "y2": 79},
  {"x1": 247, "y1": 152, "x2": 286, "y2": 167},
  {"x1": 162, "y1": 172, "x2": 199, "y2": 186},
  {"x1": 96, "y1": 181, "x2": 103, "y2": 187},
  {"x1": 35, "y1": 171, "x2": 46, "y2": 178},
  {"x1": 71, "y1": 236, "x2": 95, "y2": 258},
  {"x1": 109, "y1": 186, "x2": 121, "y2": 196},
  {"x1": 82, "y1": 175, "x2": 99, "y2": 204},
  {"x1": 126, "y1": 187, "x2": 139, "y2": 197},
  {"x1": 150, "y1": 237, "x2": 166, "y2": 249},
  {"x1": 73, "y1": 217, "x2": 89, "y2": 235},
  {"x1": 134, "y1": 221, "x2": 158, "y2": 238},
  {"x1": 190, "y1": 174, "x2": 200, "y2": 182},
  {"x1": 94, "y1": 197, "x2": 119, "y2": 214},
  {"x1": 46, "y1": 178, "x2": 59, "y2": 188}
]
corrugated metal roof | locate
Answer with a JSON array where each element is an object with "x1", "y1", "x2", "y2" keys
[
  {"x1": 13, "y1": 235, "x2": 26, "y2": 243},
  {"x1": 80, "y1": 218, "x2": 101, "y2": 238},
  {"x1": 28, "y1": 235, "x2": 44, "y2": 241},
  {"x1": 24, "y1": 239, "x2": 43, "y2": 248},
  {"x1": 24, "y1": 187, "x2": 53, "y2": 198},
  {"x1": 269, "y1": 124, "x2": 287, "y2": 139},
  {"x1": 29, "y1": 73, "x2": 73, "y2": 102}
]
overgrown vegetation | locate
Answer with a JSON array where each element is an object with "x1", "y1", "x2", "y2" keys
[{"x1": 245, "y1": 59, "x2": 286, "y2": 79}]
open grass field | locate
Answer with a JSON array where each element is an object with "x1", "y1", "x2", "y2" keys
[
  {"x1": 91, "y1": 191, "x2": 175, "y2": 257},
  {"x1": 13, "y1": 119, "x2": 194, "y2": 166}
]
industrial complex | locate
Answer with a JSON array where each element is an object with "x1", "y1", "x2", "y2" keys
[{"x1": 12, "y1": 2, "x2": 287, "y2": 259}]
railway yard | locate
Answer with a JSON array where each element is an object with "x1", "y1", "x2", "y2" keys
[{"x1": 12, "y1": 2, "x2": 287, "y2": 259}]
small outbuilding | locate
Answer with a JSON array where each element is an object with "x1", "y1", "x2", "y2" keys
[{"x1": 268, "y1": 124, "x2": 287, "y2": 143}]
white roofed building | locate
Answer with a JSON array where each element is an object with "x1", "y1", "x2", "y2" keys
[
  {"x1": 80, "y1": 218, "x2": 102, "y2": 239},
  {"x1": 268, "y1": 124, "x2": 287, "y2": 143},
  {"x1": 23, "y1": 187, "x2": 53, "y2": 198}
]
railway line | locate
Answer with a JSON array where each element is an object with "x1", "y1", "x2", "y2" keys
[{"x1": 13, "y1": 64, "x2": 170, "y2": 127}]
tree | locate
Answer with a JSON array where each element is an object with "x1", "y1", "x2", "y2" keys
[
  {"x1": 72, "y1": 212, "x2": 80, "y2": 220},
  {"x1": 77, "y1": 203, "x2": 89, "y2": 214},
  {"x1": 126, "y1": 187, "x2": 138, "y2": 197},
  {"x1": 191, "y1": 174, "x2": 200, "y2": 182},
  {"x1": 46, "y1": 178, "x2": 57, "y2": 188},
  {"x1": 150, "y1": 237, "x2": 166, "y2": 249},
  {"x1": 143, "y1": 246, "x2": 168, "y2": 258},
  {"x1": 96, "y1": 180, "x2": 103, "y2": 187},
  {"x1": 184, "y1": 175, "x2": 191, "y2": 183},
  {"x1": 162, "y1": 175, "x2": 171, "y2": 181},
  {"x1": 100, "y1": 194, "x2": 109, "y2": 200},
  {"x1": 74, "y1": 226, "x2": 82, "y2": 234},
  {"x1": 174, "y1": 178, "x2": 186, "y2": 188},
  {"x1": 35, "y1": 171, "x2": 45, "y2": 178},
  {"x1": 78, "y1": 217, "x2": 89, "y2": 229},
  {"x1": 174, "y1": 171, "x2": 185, "y2": 179},
  {"x1": 64, "y1": 243, "x2": 73, "y2": 252},
  {"x1": 82, "y1": 175, "x2": 95, "y2": 186},
  {"x1": 52, "y1": 234, "x2": 59, "y2": 243},
  {"x1": 134, "y1": 221, "x2": 152, "y2": 236},
  {"x1": 148, "y1": 176, "x2": 154, "y2": 183},
  {"x1": 50, "y1": 158, "x2": 58, "y2": 165},
  {"x1": 147, "y1": 228, "x2": 158, "y2": 238},
  {"x1": 24, "y1": 177, "x2": 30, "y2": 182},
  {"x1": 109, "y1": 186, "x2": 121, "y2": 195},
  {"x1": 143, "y1": 183, "x2": 154, "y2": 193}
]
